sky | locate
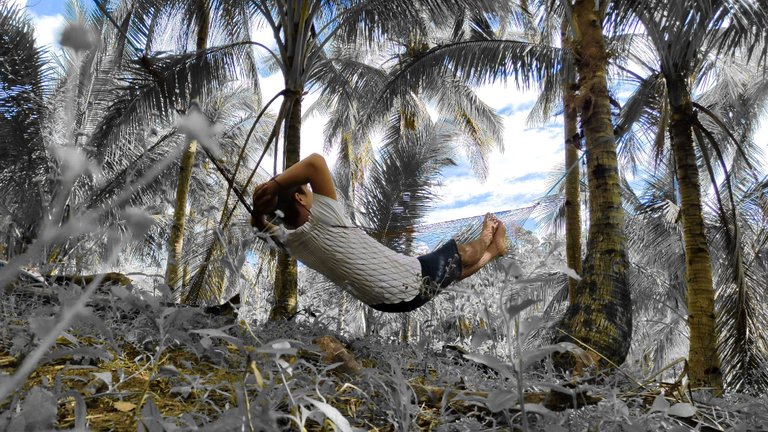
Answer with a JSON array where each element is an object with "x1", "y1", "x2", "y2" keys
[{"x1": 18, "y1": 0, "x2": 768, "y2": 226}]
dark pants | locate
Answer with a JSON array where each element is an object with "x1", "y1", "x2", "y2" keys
[{"x1": 370, "y1": 240, "x2": 462, "y2": 313}]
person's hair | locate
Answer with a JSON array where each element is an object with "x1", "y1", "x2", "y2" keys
[{"x1": 272, "y1": 184, "x2": 305, "y2": 229}]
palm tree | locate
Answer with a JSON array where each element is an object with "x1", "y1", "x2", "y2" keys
[
  {"x1": 698, "y1": 63, "x2": 768, "y2": 392},
  {"x1": 622, "y1": 162, "x2": 691, "y2": 378},
  {"x1": 0, "y1": 0, "x2": 268, "y2": 298},
  {"x1": 0, "y1": 3, "x2": 49, "y2": 259},
  {"x1": 135, "y1": 0, "x2": 258, "y2": 294},
  {"x1": 542, "y1": 0, "x2": 631, "y2": 368},
  {"x1": 560, "y1": 23, "x2": 582, "y2": 303},
  {"x1": 618, "y1": 0, "x2": 768, "y2": 392},
  {"x1": 518, "y1": 10, "x2": 584, "y2": 303},
  {"x1": 70, "y1": 0, "x2": 261, "y2": 297},
  {"x1": 366, "y1": 0, "x2": 638, "y2": 365},
  {"x1": 179, "y1": 87, "x2": 275, "y2": 304},
  {"x1": 249, "y1": 0, "x2": 513, "y2": 320},
  {"x1": 164, "y1": 0, "x2": 212, "y2": 293}
]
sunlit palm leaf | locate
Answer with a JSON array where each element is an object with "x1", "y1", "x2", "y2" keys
[
  {"x1": 87, "y1": 43, "x2": 258, "y2": 162},
  {"x1": 0, "y1": 3, "x2": 51, "y2": 247}
]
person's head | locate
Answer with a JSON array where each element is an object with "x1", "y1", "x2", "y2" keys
[{"x1": 273, "y1": 183, "x2": 313, "y2": 229}]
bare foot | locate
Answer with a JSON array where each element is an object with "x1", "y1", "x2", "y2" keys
[
  {"x1": 493, "y1": 221, "x2": 507, "y2": 257},
  {"x1": 480, "y1": 213, "x2": 498, "y2": 248}
]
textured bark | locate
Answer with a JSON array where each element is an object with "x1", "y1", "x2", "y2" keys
[
  {"x1": 562, "y1": 22, "x2": 582, "y2": 302},
  {"x1": 564, "y1": 101, "x2": 582, "y2": 302},
  {"x1": 555, "y1": 0, "x2": 632, "y2": 368},
  {"x1": 401, "y1": 314, "x2": 412, "y2": 343},
  {"x1": 667, "y1": 77, "x2": 723, "y2": 393},
  {"x1": 269, "y1": 92, "x2": 302, "y2": 321},
  {"x1": 165, "y1": 0, "x2": 209, "y2": 294},
  {"x1": 165, "y1": 138, "x2": 198, "y2": 290}
]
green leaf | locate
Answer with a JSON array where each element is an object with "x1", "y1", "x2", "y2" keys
[
  {"x1": 504, "y1": 298, "x2": 539, "y2": 319},
  {"x1": 256, "y1": 340, "x2": 299, "y2": 356},
  {"x1": 123, "y1": 207, "x2": 156, "y2": 239},
  {"x1": 470, "y1": 329, "x2": 492, "y2": 349},
  {"x1": 29, "y1": 316, "x2": 57, "y2": 342},
  {"x1": 554, "y1": 265, "x2": 581, "y2": 281},
  {"x1": 668, "y1": 403, "x2": 696, "y2": 418},
  {"x1": 92, "y1": 372, "x2": 113, "y2": 388},
  {"x1": 63, "y1": 390, "x2": 88, "y2": 430},
  {"x1": 462, "y1": 353, "x2": 515, "y2": 379},
  {"x1": 190, "y1": 328, "x2": 242, "y2": 347},
  {"x1": 139, "y1": 397, "x2": 164, "y2": 432},
  {"x1": 485, "y1": 390, "x2": 518, "y2": 412},
  {"x1": 499, "y1": 258, "x2": 525, "y2": 279},
  {"x1": 650, "y1": 394, "x2": 670, "y2": 413},
  {"x1": 519, "y1": 315, "x2": 546, "y2": 338},
  {"x1": 305, "y1": 398, "x2": 353, "y2": 432},
  {"x1": 21, "y1": 387, "x2": 57, "y2": 430},
  {"x1": 523, "y1": 403, "x2": 554, "y2": 417}
]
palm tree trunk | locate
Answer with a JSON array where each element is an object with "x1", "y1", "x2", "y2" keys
[
  {"x1": 562, "y1": 21, "x2": 582, "y2": 303},
  {"x1": 667, "y1": 77, "x2": 723, "y2": 393},
  {"x1": 165, "y1": 0, "x2": 209, "y2": 295},
  {"x1": 555, "y1": 0, "x2": 632, "y2": 367},
  {"x1": 401, "y1": 314, "x2": 412, "y2": 343},
  {"x1": 166, "y1": 137, "x2": 198, "y2": 291},
  {"x1": 269, "y1": 92, "x2": 302, "y2": 320},
  {"x1": 564, "y1": 97, "x2": 582, "y2": 302}
]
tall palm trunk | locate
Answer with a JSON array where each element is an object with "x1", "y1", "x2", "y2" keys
[
  {"x1": 165, "y1": 0, "x2": 209, "y2": 295},
  {"x1": 666, "y1": 76, "x2": 723, "y2": 393},
  {"x1": 562, "y1": 21, "x2": 582, "y2": 303},
  {"x1": 555, "y1": 0, "x2": 632, "y2": 367},
  {"x1": 564, "y1": 95, "x2": 582, "y2": 302},
  {"x1": 269, "y1": 91, "x2": 302, "y2": 320}
]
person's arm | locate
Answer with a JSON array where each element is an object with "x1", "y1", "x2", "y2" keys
[
  {"x1": 251, "y1": 153, "x2": 336, "y2": 228},
  {"x1": 270, "y1": 153, "x2": 336, "y2": 199}
]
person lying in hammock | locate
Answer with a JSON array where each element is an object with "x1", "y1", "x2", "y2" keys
[{"x1": 251, "y1": 153, "x2": 506, "y2": 313}]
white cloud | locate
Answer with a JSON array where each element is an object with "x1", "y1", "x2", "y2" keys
[
  {"x1": 30, "y1": 13, "x2": 65, "y2": 51},
  {"x1": 430, "y1": 83, "x2": 768, "y2": 226},
  {"x1": 259, "y1": 72, "x2": 564, "y2": 224},
  {"x1": 427, "y1": 83, "x2": 564, "y2": 223}
]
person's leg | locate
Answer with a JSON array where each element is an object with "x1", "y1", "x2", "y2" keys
[
  {"x1": 389, "y1": 214, "x2": 507, "y2": 312},
  {"x1": 457, "y1": 213, "x2": 497, "y2": 269},
  {"x1": 458, "y1": 218, "x2": 507, "y2": 280}
]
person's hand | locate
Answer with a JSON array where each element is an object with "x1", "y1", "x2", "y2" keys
[{"x1": 252, "y1": 179, "x2": 280, "y2": 218}]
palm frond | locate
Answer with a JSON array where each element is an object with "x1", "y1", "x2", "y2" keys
[
  {"x1": 374, "y1": 39, "x2": 562, "y2": 125},
  {"x1": 425, "y1": 77, "x2": 504, "y2": 179},
  {"x1": 312, "y1": 54, "x2": 390, "y2": 149},
  {"x1": 358, "y1": 115, "x2": 457, "y2": 249},
  {"x1": 326, "y1": 0, "x2": 517, "y2": 47},
  {"x1": 710, "y1": 175, "x2": 768, "y2": 392},
  {"x1": 526, "y1": 74, "x2": 562, "y2": 128},
  {"x1": 0, "y1": 2, "x2": 51, "y2": 243},
  {"x1": 615, "y1": 71, "x2": 667, "y2": 173},
  {"x1": 86, "y1": 43, "x2": 258, "y2": 162}
]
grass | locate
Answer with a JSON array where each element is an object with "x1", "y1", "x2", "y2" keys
[{"x1": 2, "y1": 278, "x2": 768, "y2": 431}]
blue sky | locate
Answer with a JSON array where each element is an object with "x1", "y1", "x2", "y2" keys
[
  {"x1": 24, "y1": 0, "x2": 64, "y2": 16},
  {"x1": 18, "y1": 0, "x2": 768, "y2": 227}
]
